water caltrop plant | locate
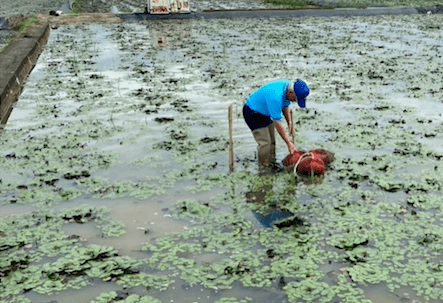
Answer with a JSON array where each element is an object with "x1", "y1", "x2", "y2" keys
[{"x1": 1, "y1": 13, "x2": 443, "y2": 303}]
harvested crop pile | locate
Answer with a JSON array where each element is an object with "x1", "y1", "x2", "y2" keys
[{"x1": 283, "y1": 149, "x2": 335, "y2": 175}]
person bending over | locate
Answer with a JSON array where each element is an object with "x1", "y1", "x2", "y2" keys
[{"x1": 242, "y1": 78, "x2": 310, "y2": 170}]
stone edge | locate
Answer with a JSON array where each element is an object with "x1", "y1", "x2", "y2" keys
[{"x1": 0, "y1": 24, "x2": 50, "y2": 125}]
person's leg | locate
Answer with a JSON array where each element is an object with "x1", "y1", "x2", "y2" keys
[
  {"x1": 252, "y1": 126, "x2": 273, "y2": 168},
  {"x1": 243, "y1": 104, "x2": 275, "y2": 170},
  {"x1": 268, "y1": 121, "x2": 276, "y2": 163}
]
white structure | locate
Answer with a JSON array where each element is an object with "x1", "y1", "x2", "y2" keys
[{"x1": 147, "y1": 0, "x2": 190, "y2": 14}]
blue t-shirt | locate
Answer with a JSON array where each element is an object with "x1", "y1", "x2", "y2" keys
[{"x1": 245, "y1": 79, "x2": 291, "y2": 121}]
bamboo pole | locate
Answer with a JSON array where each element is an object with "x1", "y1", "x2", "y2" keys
[{"x1": 228, "y1": 104, "x2": 234, "y2": 172}]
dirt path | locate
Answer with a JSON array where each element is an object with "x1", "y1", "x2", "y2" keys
[{"x1": 35, "y1": 13, "x2": 123, "y2": 24}]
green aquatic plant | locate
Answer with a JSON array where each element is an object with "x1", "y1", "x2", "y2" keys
[
  {"x1": 90, "y1": 292, "x2": 120, "y2": 303},
  {"x1": 283, "y1": 278, "x2": 336, "y2": 303},
  {"x1": 343, "y1": 247, "x2": 380, "y2": 265},
  {"x1": 172, "y1": 199, "x2": 212, "y2": 220},
  {"x1": 214, "y1": 298, "x2": 252, "y2": 303},
  {"x1": 116, "y1": 272, "x2": 172, "y2": 291},
  {"x1": 347, "y1": 263, "x2": 390, "y2": 284},
  {"x1": 0, "y1": 297, "x2": 31, "y2": 303},
  {"x1": 0, "y1": 244, "x2": 156, "y2": 296},
  {"x1": 3, "y1": 14, "x2": 443, "y2": 303},
  {"x1": 0, "y1": 205, "x2": 131, "y2": 298},
  {"x1": 99, "y1": 221, "x2": 126, "y2": 238},
  {"x1": 77, "y1": 177, "x2": 165, "y2": 199},
  {"x1": 91, "y1": 292, "x2": 163, "y2": 303}
]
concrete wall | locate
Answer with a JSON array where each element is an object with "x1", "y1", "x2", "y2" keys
[{"x1": 0, "y1": 24, "x2": 50, "y2": 125}]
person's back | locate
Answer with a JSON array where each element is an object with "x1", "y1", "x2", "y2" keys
[{"x1": 246, "y1": 79, "x2": 291, "y2": 121}]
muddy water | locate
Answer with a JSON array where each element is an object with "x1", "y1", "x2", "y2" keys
[
  {"x1": 54, "y1": 184, "x2": 226, "y2": 259},
  {"x1": 2, "y1": 14, "x2": 443, "y2": 303}
]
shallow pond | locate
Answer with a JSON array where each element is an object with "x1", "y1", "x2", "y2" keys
[{"x1": 1, "y1": 13, "x2": 443, "y2": 303}]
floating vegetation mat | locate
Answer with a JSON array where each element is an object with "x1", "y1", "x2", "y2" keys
[{"x1": 1, "y1": 14, "x2": 443, "y2": 303}]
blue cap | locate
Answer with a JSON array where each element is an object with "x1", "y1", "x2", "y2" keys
[{"x1": 293, "y1": 79, "x2": 310, "y2": 108}]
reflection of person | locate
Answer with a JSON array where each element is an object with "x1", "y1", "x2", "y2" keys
[
  {"x1": 252, "y1": 209, "x2": 294, "y2": 228},
  {"x1": 243, "y1": 79, "x2": 310, "y2": 170},
  {"x1": 245, "y1": 180, "x2": 295, "y2": 229}
]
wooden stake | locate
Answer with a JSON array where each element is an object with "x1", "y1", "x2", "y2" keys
[
  {"x1": 228, "y1": 104, "x2": 234, "y2": 172},
  {"x1": 290, "y1": 109, "x2": 296, "y2": 145}
]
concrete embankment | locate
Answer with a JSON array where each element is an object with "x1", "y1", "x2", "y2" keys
[{"x1": 0, "y1": 24, "x2": 50, "y2": 125}]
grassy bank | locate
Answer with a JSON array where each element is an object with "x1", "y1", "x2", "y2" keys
[
  {"x1": 16, "y1": 17, "x2": 40, "y2": 34},
  {"x1": 71, "y1": 0, "x2": 83, "y2": 14}
]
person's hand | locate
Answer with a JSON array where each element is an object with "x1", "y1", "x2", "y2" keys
[
  {"x1": 288, "y1": 142, "x2": 298, "y2": 155},
  {"x1": 289, "y1": 127, "x2": 298, "y2": 137}
]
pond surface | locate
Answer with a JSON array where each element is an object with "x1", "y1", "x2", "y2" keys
[{"x1": 1, "y1": 13, "x2": 443, "y2": 303}]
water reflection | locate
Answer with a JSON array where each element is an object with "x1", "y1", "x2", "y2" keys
[
  {"x1": 252, "y1": 209, "x2": 294, "y2": 229},
  {"x1": 245, "y1": 173, "x2": 300, "y2": 229}
]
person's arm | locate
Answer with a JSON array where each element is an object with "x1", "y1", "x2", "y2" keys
[
  {"x1": 274, "y1": 120, "x2": 297, "y2": 154},
  {"x1": 282, "y1": 107, "x2": 297, "y2": 136}
]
